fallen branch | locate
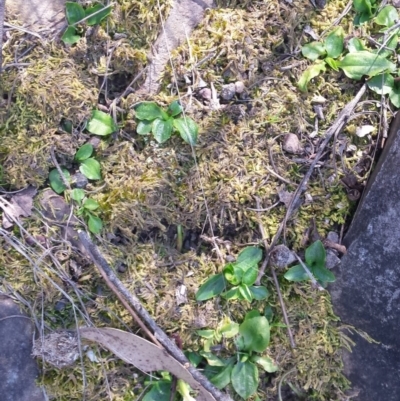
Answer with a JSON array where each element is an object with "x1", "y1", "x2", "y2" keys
[
  {"x1": 256, "y1": 84, "x2": 367, "y2": 284},
  {"x1": 78, "y1": 230, "x2": 233, "y2": 401}
]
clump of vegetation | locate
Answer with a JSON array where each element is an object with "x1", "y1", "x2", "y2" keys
[{"x1": 134, "y1": 101, "x2": 199, "y2": 145}]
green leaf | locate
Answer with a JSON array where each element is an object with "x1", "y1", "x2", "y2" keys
[
  {"x1": 88, "y1": 214, "x2": 103, "y2": 234},
  {"x1": 375, "y1": 33, "x2": 398, "y2": 58},
  {"x1": 238, "y1": 284, "x2": 253, "y2": 302},
  {"x1": 305, "y1": 240, "x2": 326, "y2": 269},
  {"x1": 167, "y1": 100, "x2": 183, "y2": 117},
  {"x1": 338, "y1": 51, "x2": 396, "y2": 80},
  {"x1": 244, "y1": 310, "x2": 260, "y2": 320},
  {"x1": 222, "y1": 286, "x2": 241, "y2": 300},
  {"x1": 375, "y1": 5, "x2": 398, "y2": 27},
  {"x1": 313, "y1": 265, "x2": 336, "y2": 283},
  {"x1": 196, "y1": 329, "x2": 215, "y2": 339},
  {"x1": 71, "y1": 188, "x2": 85, "y2": 202},
  {"x1": 83, "y1": 198, "x2": 99, "y2": 211},
  {"x1": 301, "y1": 42, "x2": 326, "y2": 61},
  {"x1": 298, "y1": 61, "x2": 326, "y2": 92},
  {"x1": 223, "y1": 263, "x2": 241, "y2": 285},
  {"x1": 152, "y1": 118, "x2": 173, "y2": 143},
  {"x1": 249, "y1": 285, "x2": 270, "y2": 300},
  {"x1": 210, "y1": 364, "x2": 233, "y2": 389},
  {"x1": 353, "y1": 0, "x2": 373, "y2": 15},
  {"x1": 196, "y1": 273, "x2": 226, "y2": 301},
  {"x1": 173, "y1": 117, "x2": 198, "y2": 145},
  {"x1": 137, "y1": 120, "x2": 153, "y2": 135},
  {"x1": 87, "y1": 110, "x2": 118, "y2": 136},
  {"x1": 65, "y1": 2, "x2": 85, "y2": 25},
  {"x1": 199, "y1": 351, "x2": 225, "y2": 367},
  {"x1": 324, "y1": 27, "x2": 344, "y2": 58},
  {"x1": 239, "y1": 316, "x2": 270, "y2": 352},
  {"x1": 389, "y1": 84, "x2": 400, "y2": 107},
  {"x1": 79, "y1": 158, "x2": 101, "y2": 180},
  {"x1": 348, "y1": 37, "x2": 367, "y2": 53},
  {"x1": 231, "y1": 361, "x2": 258, "y2": 399},
  {"x1": 85, "y1": 3, "x2": 112, "y2": 26},
  {"x1": 235, "y1": 247, "x2": 263, "y2": 272},
  {"x1": 367, "y1": 73, "x2": 394, "y2": 95},
  {"x1": 185, "y1": 351, "x2": 203, "y2": 367},
  {"x1": 135, "y1": 102, "x2": 164, "y2": 121},
  {"x1": 241, "y1": 265, "x2": 258, "y2": 286},
  {"x1": 49, "y1": 168, "x2": 70, "y2": 194},
  {"x1": 219, "y1": 322, "x2": 239, "y2": 338},
  {"x1": 143, "y1": 381, "x2": 171, "y2": 401},
  {"x1": 264, "y1": 305, "x2": 274, "y2": 322},
  {"x1": 251, "y1": 355, "x2": 278, "y2": 373},
  {"x1": 61, "y1": 26, "x2": 81, "y2": 45},
  {"x1": 284, "y1": 264, "x2": 309, "y2": 282},
  {"x1": 325, "y1": 57, "x2": 339, "y2": 71},
  {"x1": 75, "y1": 143, "x2": 93, "y2": 162}
]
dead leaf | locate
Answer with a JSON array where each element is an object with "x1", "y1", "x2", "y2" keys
[
  {"x1": 1, "y1": 186, "x2": 38, "y2": 228},
  {"x1": 79, "y1": 327, "x2": 216, "y2": 401}
]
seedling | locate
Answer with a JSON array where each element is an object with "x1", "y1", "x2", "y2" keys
[
  {"x1": 196, "y1": 246, "x2": 269, "y2": 302},
  {"x1": 134, "y1": 101, "x2": 199, "y2": 145},
  {"x1": 70, "y1": 188, "x2": 103, "y2": 234},
  {"x1": 62, "y1": 2, "x2": 112, "y2": 45},
  {"x1": 299, "y1": 6, "x2": 400, "y2": 106},
  {"x1": 284, "y1": 240, "x2": 335, "y2": 286},
  {"x1": 198, "y1": 311, "x2": 278, "y2": 400}
]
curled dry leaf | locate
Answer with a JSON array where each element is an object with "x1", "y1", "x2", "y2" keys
[
  {"x1": 1, "y1": 186, "x2": 38, "y2": 228},
  {"x1": 79, "y1": 327, "x2": 217, "y2": 401}
]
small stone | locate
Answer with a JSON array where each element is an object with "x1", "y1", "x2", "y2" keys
[
  {"x1": 199, "y1": 87, "x2": 211, "y2": 100},
  {"x1": 87, "y1": 137, "x2": 101, "y2": 149},
  {"x1": 326, "y1": 249, "x2": 341, "y2": 269},
  {"x1": 234, "y1": 81, "x2": 245, "y2": 94},
  {"x1": 116, "y1": 262, "x2": 127, "y2": 273},
  {"x1": 54, "y1": 299, "x2": 68, "y2": 312},
  {"x1": 283, "y1": 133, "x2": 302, "y2": 154},
  {"x1": 220, "y1": 83, "x2": 236, "y2": 101},
  {"x1": 326, "y1": 231, "x2": 339, "y2": 243},
  {"x1": 270, "y1": 244, "x2": 296, "y2": 269},
  {"x1": 71, "y1": 172, "x2": 88, "y2": 189}
]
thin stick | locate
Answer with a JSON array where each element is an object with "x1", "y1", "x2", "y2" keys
[
  {"x1": 78, "y1": 231, "x2": 233, "y2": 401},
  {"x1": 256, "y1": 198, "x2": 296, "y2": 349},
  {"x1": 256, "y1": 84, "x2": 367, "y2": 284},
  {"x1": 293, "y1": 254, "x2": 324, "y2": 291}
]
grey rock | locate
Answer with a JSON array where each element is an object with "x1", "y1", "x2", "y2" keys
[
  {"x1": 329, "y1": 116, "x2": 400, "y2": 401},
  {"x1": 234, "y1": 81, "x2": 245, "y2": 94},
  {"x1": 270, "y1": 244, "x2": 296, "y2": 269},
  {"x1": 0, "y1": 295, "x2": 46, "y2": 401},
  {"x1": 283, "y1": 133, "x2": 302, "y2": 154},
  {"x1": 325, "y1": 249, "x2": 340, "y2": 269},
  {"x1": 71, "y1": 172, "x2": 88, "y2": 188},
  {"x1": 199, "y1": 87, "x2": 211, "y2": 100},
  {"x1": 326, "y1": 231, "x2": 339, "y2": 243},
  {"x1": 220, "y1": 83, "x2": 236, "y2": 101}
]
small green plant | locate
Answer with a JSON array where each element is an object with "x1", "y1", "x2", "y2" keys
[
  {"x1": 62, "y1": 2, "x2": 112, "y2": 45},
  {"x1": 195, "y1": 247, "x2": 269, "y2": 302},
  {"x1": 198, "y1": 311, "x2": 277, "y2": 399},
  {"x1": 70, "y1": 188, "x2": 103, "y2": 234},
  {"x1": 353, "y1": 0, "x2": 378, "y2": 25},
  {"x1": 134, "y1": 101, "x2": 199, "y2": 145},
  {"x1": 299, "y1": 6, "x2": 400, "y2": 106},
  {"x1": 86, "y1": 110, "x2": 118, "y2": 136},
  {"x1": 284, "y1": 240, "x2": 335, "y2": 286}
]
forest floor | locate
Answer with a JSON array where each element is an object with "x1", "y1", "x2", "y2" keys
[{"x1": 0, "y1": 0, "x2": 385, "y2": 400}]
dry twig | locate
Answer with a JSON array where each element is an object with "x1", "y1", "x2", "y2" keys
[{"x1": 78, "y1": 231, "x2": 233, "y2": 401}]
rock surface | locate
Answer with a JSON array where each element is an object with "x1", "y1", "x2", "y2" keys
[
  {"x1": 0, "y1": 295, "x2": 46, "y2": 401},
  {"x1": 330, "y1": 113, "x2": 400, "y2": 401}
]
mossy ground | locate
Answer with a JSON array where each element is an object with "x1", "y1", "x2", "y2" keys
[{"x1": 0, "y1": 0, "x2": 382, "y2": 400}]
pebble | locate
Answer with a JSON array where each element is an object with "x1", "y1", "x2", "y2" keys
[
  {"x1": 71, "y1": 172, "x2": 88, "y2": 189},
  {"x1": 283, "y1": 133, "x2": 302, "y2": 154},
  {"x1": 220, "y1": 83, "x2": 236, "y2": 101},
  {"x1": 234, "y1": 81, "x2": 245, "y2": 94},
  {"x1": 199, "y1": 87, "x2": 212, "y2": 100},
  {"x1": 326, "y1": 249, "x2": 341, "y2": 269},
  {"x1": 270, "y1": 244, "x2": 297, "y2": 269}
]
